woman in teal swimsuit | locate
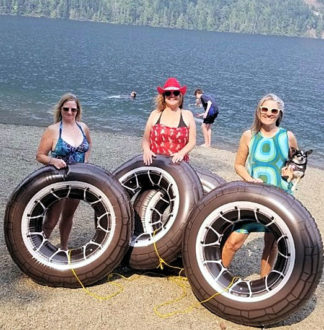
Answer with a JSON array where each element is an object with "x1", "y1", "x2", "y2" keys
[
  {"x1": 36, "y1": 93, "x2": 92, "y2": 250},
  {"x1": 222, "y1": 93, "x2": 298, "y2": 277}
]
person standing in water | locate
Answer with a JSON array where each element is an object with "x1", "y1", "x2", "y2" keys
[{"x1": 194, "y1": 89, "x2": 219, "y2": 147}]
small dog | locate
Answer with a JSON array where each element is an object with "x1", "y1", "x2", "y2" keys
[{"x1": 281, "y1": 147, "x2": 313, "y2": 191}]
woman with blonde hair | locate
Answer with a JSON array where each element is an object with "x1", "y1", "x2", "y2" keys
[
  {"x1": 222, "y1": 93, "x2": 298, "y2": 277},
  {"x1": 36, "y1": 93, "x2": 92, "y2": 250}
]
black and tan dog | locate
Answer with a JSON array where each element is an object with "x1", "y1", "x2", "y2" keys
[{"x1": 281, "y1": 147, "x2": 313, "y2": 191}]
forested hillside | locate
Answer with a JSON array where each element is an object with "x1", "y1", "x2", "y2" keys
[{"x1": 0, "y1": 0, "x2": 323, "y2": 38}]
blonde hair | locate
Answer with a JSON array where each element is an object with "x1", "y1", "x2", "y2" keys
[
  {"x1": 251, "y1": 93, "x2": 284, "y2": 133},
  {"x1": 154, "y1": 93, "x2": 184, "y2": 112},
  {"x1": 53, "y1": 93, "x2": 82, "y2": 123}
]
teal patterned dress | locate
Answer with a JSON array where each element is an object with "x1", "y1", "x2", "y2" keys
[{"x1": 247, "y1": 127, "x2": 292, "y2": 193}]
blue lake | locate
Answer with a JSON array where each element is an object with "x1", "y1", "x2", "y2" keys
[{"x1": 0, "y1": 15, "x2": 323, "y2": 168}]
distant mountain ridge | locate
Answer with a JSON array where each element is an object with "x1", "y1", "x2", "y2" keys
[{"x1": 1, "y1": 0, "x2": 323, "y2": 38}]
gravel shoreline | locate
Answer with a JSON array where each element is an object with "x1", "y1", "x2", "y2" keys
[{"x1": 0, "y1": 123, "x2": 323, "y2": 330}]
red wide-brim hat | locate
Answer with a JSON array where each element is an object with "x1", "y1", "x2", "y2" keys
[{"x1": 157, "y1": 77, "x2": 187, "y2": 95}]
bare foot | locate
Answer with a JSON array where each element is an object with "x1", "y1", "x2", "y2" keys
[{"x1": 200, "y1": 144, "x2": 210, "y2": 147}]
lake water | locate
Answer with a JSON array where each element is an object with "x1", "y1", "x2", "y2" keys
[{"x1": 0, "y1": 15, "x2": 323, "y2": 168}]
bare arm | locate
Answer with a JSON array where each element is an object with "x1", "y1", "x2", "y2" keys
[
  {"x1": 82, "y1": 123, "x2": 92, "y2": 162},
  {"x1": 142, "y1": 110, "x2": 158, "y2": 165},
  {"x1": 287, "y1": 131, "x2": 298, "y2": 150},
  {"x1": 36, "y1": 126, "x2": 66, "y2": 169},
  {"x1": 197, "y1": 100, "x2": 212, "y2": 118},
  {"x1": 203, "y1": 100, "x2": 212, "y2": 118},
  {"x1": 36, "y1": 127, "x2": 54, "y2": 165},
  {"x1": 281, "y1": 131, "x2": 299, "y2": 180},
  {"x1": 234, "y1": 130, "x2": 262, "y2": 182}
]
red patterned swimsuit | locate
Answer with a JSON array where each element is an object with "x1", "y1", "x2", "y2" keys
[{"x1": 149, "y1": 111, "x2": 190, "y2": 162}]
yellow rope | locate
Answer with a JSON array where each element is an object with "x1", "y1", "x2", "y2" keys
[
  {"x1": 152, "y1": 229, "x2": 183, "y2": 272},
  {"x1": 153, "y1": 275, "x2": 239, "y2": 318},
  {"x1": 68, "y1": 228, "x2": 240, "y2": 317},
  {"x1": 151, "y1": 229, "x2": 240, "y2": 318},
  {"x1": 67, "y1": 250, "x2": 139, "y2": 301}
]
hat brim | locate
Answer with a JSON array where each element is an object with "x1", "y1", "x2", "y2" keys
[{"x1": 157, "y1": 86, "x2": 187, "y2": 95}]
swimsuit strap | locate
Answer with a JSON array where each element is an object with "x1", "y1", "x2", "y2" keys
[
  {"x1": 155, "y1": 112, "x2": 163, "y2": 125},
  {"x1": 60, "y1": 121, "x2": 86, "y2": 138},
  {"x1": 178, "y1": 111, "x2": 187, "y2": 128},
  {"x1": 76, "y1": 121, "x2": 86, "y2": 137},
  {"x1": 59, "y1": 121, "x2": 63, "y2": 138},
  {"x1": 155, "y1": 110, "x2": 187, "y2": 128}
]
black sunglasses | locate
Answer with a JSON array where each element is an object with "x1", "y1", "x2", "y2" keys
[
  {"x1": 62, "y1": 107, "x2": 78, "y2": 113},
  {"x1": 260, "y1": 106, "x2": 279, "y2": 115},
  {"x1": 164, "y1": 90, "x2": 181, "y2": 97}
]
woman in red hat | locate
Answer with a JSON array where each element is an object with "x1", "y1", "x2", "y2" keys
[{"x1": 142, "y1": 77, "x2": 196, "y2": 165}]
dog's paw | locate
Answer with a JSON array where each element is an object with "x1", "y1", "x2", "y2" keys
[{"x1": 281, "y1": 166, "x2": 293, "y2": 182}]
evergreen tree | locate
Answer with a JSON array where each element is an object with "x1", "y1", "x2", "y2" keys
[{"x1": 0, "y1": 0, "x2": 322, "y2": 38}]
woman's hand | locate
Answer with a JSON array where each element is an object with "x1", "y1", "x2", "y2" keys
[
  {"x1": 171, "y1": 151, "x2": 185, "y2": 163},
  {"x1": 143, "y1": 149, "x2": 156, "y2": 165},
  {"x1": 247, "y1": 177, "x2": 263, "y2": 183},
  {"x1": 50, "y1": 158, "x2": 67, "y2": 169}
]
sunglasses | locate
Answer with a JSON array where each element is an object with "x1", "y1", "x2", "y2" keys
[
  {"x1": 62, "y1": 107, "x2": 78, "y2": 113},
  {"x1": 164, "y1": 90, "x2": 181, "y2": 97},
  {"x1": 260, "y1": 106, "x2": 279, "y2": 115}
]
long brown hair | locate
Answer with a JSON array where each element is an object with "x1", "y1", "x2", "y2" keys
[
  {"x1": 53, "y1": 93, "x2": 82, "y2": 123},
  {"x1": 251, "y1": 93, "x2": 284, "y2": 133}
]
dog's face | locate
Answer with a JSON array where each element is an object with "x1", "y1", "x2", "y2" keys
[
  {"x1": 289, "y1": 147, "x2": 313, "y2": 165},
  {"x1": 282, "y1": 148, "x2": 313, "y2": 185}
]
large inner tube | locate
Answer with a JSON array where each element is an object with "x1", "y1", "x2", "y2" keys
[
  {"x1": 182, "y1": 181, "x2": 323, "y2": 327},
  {"x1": 194, "y1": 168, "x2": 226, "y2": 194},
  {"x1": 4, "y1": 164, "x2": 133, "y2": 288},
  {"x1": 132, "y1": 168, "x2": 225, "y2": 238},
  {"x1": 113, "y1": 155, "x2": 203, "y2": 270}
]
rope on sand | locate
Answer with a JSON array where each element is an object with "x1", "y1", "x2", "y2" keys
[
  {"x1": 67, "y1": 250, "x2": 140, "y2": 301},
  {"x1": 152, "y1": 229, "x2": 239, "y2": 318},
  {"x1": 68, "y1": 230, "x2": 239, "y2": 317}
]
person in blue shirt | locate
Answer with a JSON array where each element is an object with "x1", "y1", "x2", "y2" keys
[{"x1": 194, "y1": 89, "x2": 219, "y2": 147}]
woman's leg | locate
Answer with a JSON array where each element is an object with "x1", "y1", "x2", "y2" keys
[
  {"x1": 43, "y1": 200, "x2": 64, "y2": 239},
  {"x1": 222, "y1": 232, "x2": 249, "y2": 268},
  {"x1": 260, "y1": 232, "x2": 277, "y2": 277},
  {"x1": 59, "y1": 199, "x2": 80, "y2": 250}
]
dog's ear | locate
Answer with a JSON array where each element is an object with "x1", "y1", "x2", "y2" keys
[
  {"x1": 306, "y1": 149, "x2": 313, "y2": 156},
  {"x1": 289, "y1": 147, "x2": 297, "y2": 157}
]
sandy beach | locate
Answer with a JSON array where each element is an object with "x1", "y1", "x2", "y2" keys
[{"x1": 0, "y1": 123, "x2": 323, "y2": 330}]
